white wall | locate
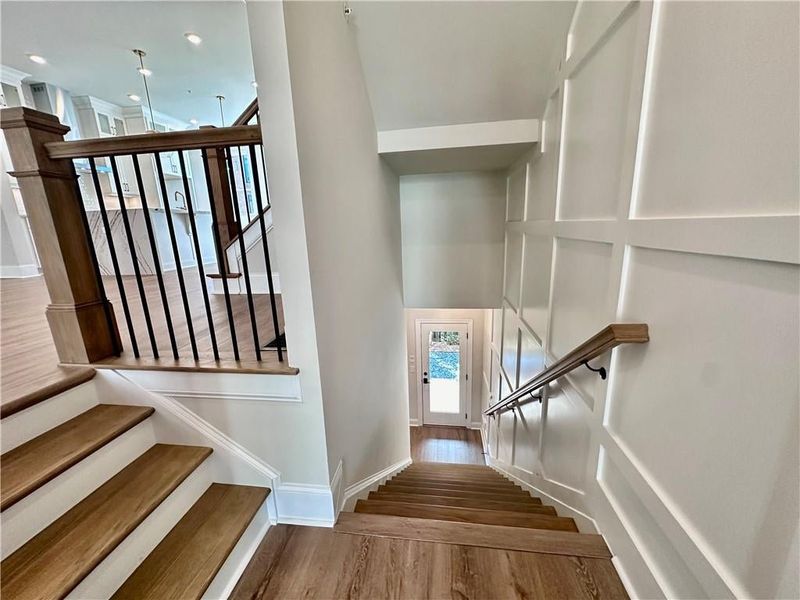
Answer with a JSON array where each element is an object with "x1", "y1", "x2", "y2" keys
[
  {"x1": 248, "y1": 1, "x2": 410, "y2": 493},
  {"x1": 406, "y1": 308, "x2": 486, "y2": 428},
  {"x1": 483, "y1": 2, "x2": 799, "y2": 599},
  {"x1": 401, "y1": 171, "x2": 505, "y2": 308}
]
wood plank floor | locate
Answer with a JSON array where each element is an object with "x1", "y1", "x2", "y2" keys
[
  {"x1": 1, "y1": 270, "x2": 289, "y2": 407},
  {"x1": 0, "y1": 276, "x2": 91, "y2": 407},
  {"x1": 410, "y1": 425, "x2": 485, "y2": 465},
  {"x1": 230, "y1": 524, "x2": 628, "y2": 600}
]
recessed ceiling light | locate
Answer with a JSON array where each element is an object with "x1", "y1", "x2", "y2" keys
[
  {"x1": 184, "y1": 32, "x2": 202, "y2": 45},
  {"x1": 251, "y1": 80, "x2": 258, "y2": 88},
  {"x1": 189, "y1": 118, "x2": 199, "y2": 125},
  {"x1": 27, "y1": 54, "x2": 46, "y2": 65},
  {"x1": 137, "y1": 67, "x2": 152, "y2": 77},
  {"x1": 127, "y1": 93, "x2": 141, "y2": 102}
]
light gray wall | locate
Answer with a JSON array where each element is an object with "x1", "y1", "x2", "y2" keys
[
  {"x1": 400, "y1": 171, "x2": 505, "y2": 308},
  {"x1": 246, "y1": 1, "x2": 333, "y2": 487},
  {"x1": 249, "y1": 1, "x2": 410, "y2": 490},
  {"x1": 483, "y1": 2, "x2": 799, "y2": 599},
  {"x1": 282, "y1": 1, "x2": 409, "y2": 487}
]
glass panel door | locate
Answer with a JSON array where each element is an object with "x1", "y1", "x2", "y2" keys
[{"x1": 421, "y1": 323, "x2": 469, "y2": 426}]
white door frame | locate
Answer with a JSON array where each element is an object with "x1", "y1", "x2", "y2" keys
[{"x1": 414, "y1": 318, "x2": 473, "y2": 427}]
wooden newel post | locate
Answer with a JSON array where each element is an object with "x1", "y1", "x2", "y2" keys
[
  {"x1": 200, "y1": 125, "x2": 237, "y2": 273},
  {"x1": 0, "y1": 106, "x2": 121, "y2": 363}
]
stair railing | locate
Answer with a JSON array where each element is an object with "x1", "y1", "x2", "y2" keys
[
  {"x1": 484, "y1": 324, "x2": 649, "y2": 416},
  {"x1": 0, "y1": 106, "x2": 284, "y2": 367}
]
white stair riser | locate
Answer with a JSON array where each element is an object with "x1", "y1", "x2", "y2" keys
[
  {"x1": 1, "y1": 419, "x2": 157, "y2": 559},
  {"x1": 66, "y1": 455, "x2": 218, "y2": 600},
  {"x1": 202, "y1": 500, "x2": 271, "y2": 600},
  {"x1": 1, "y1": 381, "x2": 100, "y2": 453}
]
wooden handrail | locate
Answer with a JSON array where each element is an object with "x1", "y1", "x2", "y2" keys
[
  {"x1": 484, "y1": 324, "x2": 649, "y2": 416},
  {"x1": 233, "y1": 98, "x2": 259, "y2": 126},
  {"x1": 45, "y1": 125, "x2": 262, "y2": 159}
]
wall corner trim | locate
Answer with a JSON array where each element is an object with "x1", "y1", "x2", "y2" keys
[{"x1": 341, "y1": 457, "x2": 412, "y2": 512}]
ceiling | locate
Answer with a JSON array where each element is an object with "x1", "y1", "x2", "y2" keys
[
  {"x1": 350, "y1": 1, "x2": 576, "y2": 131},
  {"x1": 0, "y1": 1, "x2": 255, "y2": 126}
]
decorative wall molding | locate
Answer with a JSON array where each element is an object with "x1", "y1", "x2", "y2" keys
[
  {"x1": 485, "y1": 1, "x2": 799, "y2": 598},
  {"x1": 150, "y1": 388, "x2": 300, "y2": 404},
  {"x1": 119, "y1": 369, "x2": 301, "y2": 405},
  {"x1": 274, "y1": 482, "x2": 335, "y2": 527},
  {"x1": 486, "y1": 454, "x2": 597, "y2": 533}
]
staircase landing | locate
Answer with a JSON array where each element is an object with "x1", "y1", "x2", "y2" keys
[{"x1": 1, "y1": 272, "x2": 294, "y2": 417}]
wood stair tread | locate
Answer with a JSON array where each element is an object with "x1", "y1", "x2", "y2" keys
[
  {"x1": 355, "y1": 499, "x2": 577, "y2": 531},
  {"x1": 402, "y1": 464, "x2": 507, "y2": 474},
  {"x1": 368, "y1": 491, "x2": 552, "y2": 513},
  {"x1": 390, "y1": 475, "x2": 521, "y2": 491},
  {"x1": 334, "y1": 512, "x2": 611, "y2": 559},
  {"x1": 397, "y1": 471, "x2": 512, "y2": 484},
  {"x1": 112, "y1": 483, "x2": 269, "y2": 600},
  {"x1": 378, "y1": 483, "x2": 538, "y2": 502},
  {"x1": 0, "y1": 444, "x2": 212, "y2": 600},
  {"x1": 0, "y1": 404, "x2": 154, "y2": 511},
  {"x1": 0, "y1": 367, "x2": 96, "y2": 419}
]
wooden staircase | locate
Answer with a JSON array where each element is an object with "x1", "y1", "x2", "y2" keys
[
  {"x1": 0, "y1": 378, "x2": 270, "y2": 600},
  {"x1": 232, "y1": 461, "x2": 628, "y2": 598},
  {"x1": 337, "y1": 463, "x2": 609, "y2": 553}
]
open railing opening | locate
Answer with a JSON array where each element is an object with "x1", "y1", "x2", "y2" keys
[
  {"x1": 67, "y1": 136, "x2": 283, "y2": 364},
  {"x1": 1, "y1": 105, "x2": 287, "y2": 370}
]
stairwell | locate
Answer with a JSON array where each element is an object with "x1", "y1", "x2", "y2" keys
[{"x1": 231, "y1": 461, "x2": 629, "y2": 599}]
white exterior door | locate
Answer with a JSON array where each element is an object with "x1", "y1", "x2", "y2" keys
[{"x1": 420, "y1": 323, "x2": 469, "y2": 426}]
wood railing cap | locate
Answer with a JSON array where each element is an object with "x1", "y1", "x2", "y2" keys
[
  {"x1": 484, "y1": 322, "x2": 649, "y2": 416},
  {"x1": 45, "y1": 124, "x2": 262, "y2": 160},
  {"x1": 0, "y1": 106, "x2": 71, "y2": 135}
]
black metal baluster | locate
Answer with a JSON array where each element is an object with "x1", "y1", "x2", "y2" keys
[
  {"x1": 110, "y1": 156, "x2": 159, "y2": 357},
  {"x1": 131, "y1": 154, "x2": 176, "y2": 360},
  {"x1": 179, "y1": 150, "x2": 219, "y2": 360},
  {"x1": 155, "y1": 153, "x2": 198, "y2": 360},
  {"x1": 89, "y1": 158, "x2": 139, "y2": 357},
  {"x1": 201, "y1": 147, "x2": 240, "y2": 360},
  {"x1": 226, "y1": 147, "x2": 261, "y2": 360},
  {"x1": 73, "y1": 160, "x2": 121, "y2": 355},
  {"x1": 249, "y1": 144, "x2": 283, "y2": 361}
]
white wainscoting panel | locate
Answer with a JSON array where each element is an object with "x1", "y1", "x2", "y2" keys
[{"x1": 482, "y1": 1, "x2": 800, "y2": 598}]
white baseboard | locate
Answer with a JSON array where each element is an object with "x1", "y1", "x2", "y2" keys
[
  {"x1": 486, "y1": 454, "x2": 598, "y2": 533},
  {"x1": 0, "y1": 264, "x2": 39, "y2": 278},
  {"x1": 274, "y1": 482, "x2": 335, "y2": 527},
  {"x1": 468, "y1": 420, "x2": 482, "y2": 430},
  {"x1": 409, "y1": 418, "x2": 420, "y2": 427},
  {"x1": 341, "y1": 457, "x2": 412, "y2": 513},
  {"x1": 330, "y1": 459, "x2": 344, "y2": 520}
]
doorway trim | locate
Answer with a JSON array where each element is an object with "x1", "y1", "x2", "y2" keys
[{"x1": 414, "y1": 318, "x2": 473, "y2": 427}]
